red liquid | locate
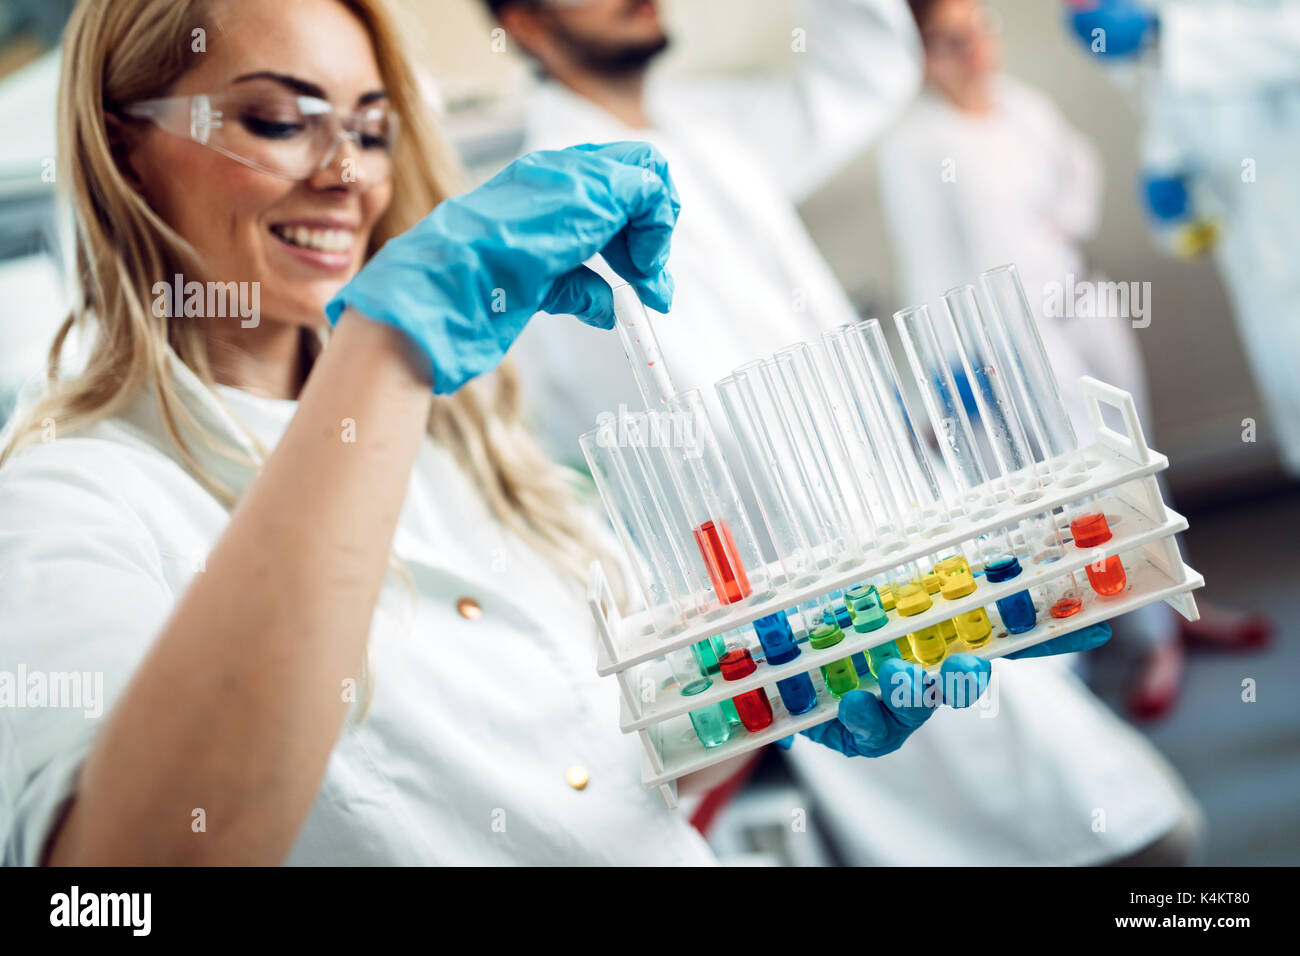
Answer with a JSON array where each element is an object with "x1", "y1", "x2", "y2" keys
[
  {"x1": 1070, "y1": 512, "x2": 1113, "y2": 549},
  {"x1": 1070, "y1": 512, "x2": 1127, "y2": 596},
  {"x1": 1050, "y1": 598, "x2": 1083, "y2": 618},
  {"x1": 693, "y1": 519, "x2": 752, "y2": 604},
  {"x1": 730, "y1": 689, "x2": 774, "y2": 731},
  {"x1": 1084, "y1": 555, "x2": 1127, "y2": 596}
]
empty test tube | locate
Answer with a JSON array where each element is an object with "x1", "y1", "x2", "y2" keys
[
  {"x1": 980, "y1": 265, "x2": 1126, "y2": 599},
  {"x1": 943, "y1": 283, "x2": 1087, "y2": 619},
  {"x1": 717, "y1": 347, "x2": 868, "y2": 587},
  {"x1": 612, "y1": 281, "x2": 676, "y2": 408},
  {"x1": 822, "y1": 320, "x2": 948, "y2": 536},
  {"x1": 580, "y1": 415, "x2": 701, "y2": 637}
]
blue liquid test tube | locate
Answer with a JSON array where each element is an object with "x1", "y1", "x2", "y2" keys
[
  {"x1": 985, "y1": 555, "x2": 1037, "y2": 634},
  {"x1": 752, "y1": 612, "x2": 818, "y2": 716}
]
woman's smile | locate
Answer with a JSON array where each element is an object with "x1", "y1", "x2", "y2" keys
[{"x1": 268, "y1": 217, "x2": 359, "y2": 273}]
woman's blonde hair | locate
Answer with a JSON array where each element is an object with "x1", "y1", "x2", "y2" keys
[{"x1": 3, "y1": 0, "x2": 623, "y2": 614}]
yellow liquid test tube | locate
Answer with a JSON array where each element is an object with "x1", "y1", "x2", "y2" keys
[
  {"x1": 895, "y1": 577, "x2": 946, "y2": 666},
  {"x1": 934, "y1": 555, "x2": 992, "y2": 648}
]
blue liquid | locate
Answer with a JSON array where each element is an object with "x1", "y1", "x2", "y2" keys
[
  {"x1": 775, "y1": 672, "x2": 818, "y2": 715},
  {"x1": 754, "y1": 611, "x2": 818, "y2": 716},
  {"x1": 825, "y1": 605, "x2": 854, "y2": 630},
  {"x1": 851, "y1": 652, "x2": 872, "y2": 676},
  {"x1": 985, "y1": 555, "x2": 1037, "y2": 635},
  {"x1": 996, "y1": 590, "x2": 1037, "y2": 634}
]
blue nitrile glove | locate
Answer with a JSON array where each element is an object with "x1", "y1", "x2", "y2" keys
[
  {"x1": 1064, "y1": 0, "x2": 1156, "y2": 57},
  {"x1": 324, "y1": 141, "x2": 680, "y2": 394},
  {"x1": 776, "y1": 623, "x2": 1111, "y2": 755},
  {"x1": 1005, "y1": 621, "x2": 1112, "y2": 659}
]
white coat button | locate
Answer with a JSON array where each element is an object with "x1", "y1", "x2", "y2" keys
[
  {"x1": 456, "y1": 597, "x2": 482, "y2": 620},
  {"x1": 565, "y1": 765, "x2": 589, "y2": 790}
]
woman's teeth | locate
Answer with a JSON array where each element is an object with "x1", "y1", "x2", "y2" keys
[{"x1": 272, "y1": 225, "x2": 353, "y2": 253}]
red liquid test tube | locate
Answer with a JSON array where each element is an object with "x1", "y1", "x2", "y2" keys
[
  {"x1": 693, "y1": 518, "x2": 752, "y2": 604},
  {"x1": 719, "y1": 648, "x2": 773, "y2": 731},
  {"x1": 1070, "y1": 511, "x2": 1127, "y2": 596}
]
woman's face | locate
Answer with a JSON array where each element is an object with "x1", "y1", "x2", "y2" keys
[
  {"x1": 124, "y1": 0, "x2": 394, "y2": 329},
  {"x1": 921, "y1": 0, "x2": 1001, "y2": 104}
]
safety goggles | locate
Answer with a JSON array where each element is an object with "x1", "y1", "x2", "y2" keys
[{"x1": 120, "y1": 88, "x2": 398, "y2": 188}]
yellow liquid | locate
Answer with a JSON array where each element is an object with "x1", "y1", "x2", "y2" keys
[
  {"x1": 896, "y1": 637, "x2": 917, "y2": 663},
  {"x1": 956, "y1": 608, "x2": 992, "y2": 647},
  {"x1": 878, "y1": 586, "x2": 896, "y2": 611},
  {"x1": 908, "y1": 625, "x2": 947, "y2": 666},
  {"x1": 937, "y1": 618, "x2": 958, "y2": 644}
]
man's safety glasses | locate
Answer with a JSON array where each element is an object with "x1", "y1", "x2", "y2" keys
[{"x1": 119, "y1": 89, "x2": 398, "y2": 187}]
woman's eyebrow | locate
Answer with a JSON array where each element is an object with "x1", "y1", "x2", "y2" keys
[
  {"x1": 230, "y1": 71, "x2": 388, "y2": 107},
  {"x1": 231, "y1": 71, "x2": 327, "y2": 98}
]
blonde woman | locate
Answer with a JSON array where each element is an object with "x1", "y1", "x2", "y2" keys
[{"x1": 0, "y1": 0, "x2": 1065, "y2": 866}]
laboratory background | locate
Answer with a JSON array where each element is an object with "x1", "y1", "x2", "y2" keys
[{"x1": 0, "y1": 0, "x2": 1295, "y2": 866}]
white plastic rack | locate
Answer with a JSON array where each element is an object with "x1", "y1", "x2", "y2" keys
[{"x1": 586, "y1": 378, "x2": 1204, "y2": 807}]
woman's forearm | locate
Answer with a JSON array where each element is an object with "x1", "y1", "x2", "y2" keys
[{"x1": 48, "y1": 311, "x2": 433, "y2": 865}]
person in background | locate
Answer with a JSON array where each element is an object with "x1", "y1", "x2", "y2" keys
[
  {"x1": 1064, "y1": 0, "x2": 1300, "y2": 479},
  {"x1": 877, "y1": 0, "x2": 1269, "y2": 720},
  {"x1": 489, "y1": 0, "x2": 919, "y2": 466},
  {"x1": 483, "y1": 0, "x2": 1203, "y2": 865}
]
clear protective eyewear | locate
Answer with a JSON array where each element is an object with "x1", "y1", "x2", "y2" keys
[{"x1": 121, "y1": 88, "x2": 398, "y2": 187}]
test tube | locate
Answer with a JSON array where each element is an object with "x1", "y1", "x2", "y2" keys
[
  {"x1": 665, "y1": 645, "x2": 733, "y2": 749},
  {"x1": 980, "y1": 264, "x2": 1126, "y2": 598},
  {"x1": 770, "y1": 343, "x2": 880, "y2": 555},
  {"x1": 690, "y1": 633, "x2": 743, "y2": 727},
  {"x1": 803, "y1": 597, "x2": 860, "y2": 698},
  {"x1": 751, "y1": 612, "x2": 819, "y2": 716},
  {"x1": 612, "y1": 281, "x2": 676, "y2": 408},
  {"x1": 580, "y1": 414, "x2": 698, "y2": 637},
  {"x1": 941, "y1": 283, "x2": 1086, "y2": 622},
  {"x1": 718, "y1": 642, "x2": 775, "y2": 731},
  {"x1": 659, "y1": 390, "x2": 772, "y2": 606},
  {"x1": 716, "y1": 349, "x2": 868, "y2": 585},
  {"x1": 822, "y1": 320, "x2": 947, "y2": 533},
  {"x1": 886, "y1": 560, "x2": 948, "y2": 666}
]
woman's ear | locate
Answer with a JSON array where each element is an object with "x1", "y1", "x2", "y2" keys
[{"x1": 105, "y1": 112, "x2": 145, "y2": 189}]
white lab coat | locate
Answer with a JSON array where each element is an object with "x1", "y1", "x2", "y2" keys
[
  {"x1": 511, "y1": 0, "x2": 1191, "y2": 863},
  {"x1": 0, "y1": 352, "x2": 717, "y2": 866},
  {"x1": 877, "y1": 76, "x2": 1152, "y2": 440},
  {"x1": 1143, "y1": 0, "x2": 1300, "y2": 474},
  {"x1": 512, "y1": 0, "x2": 921, "y2": 466}
]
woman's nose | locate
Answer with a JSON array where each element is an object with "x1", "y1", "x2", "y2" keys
[{"x1": 309, "y1": 131, "x2": 369, "y2": 191}]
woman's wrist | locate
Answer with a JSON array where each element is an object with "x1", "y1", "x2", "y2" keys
[{"x1": 329, "y1": 307, "x2": 436, "y2": 395}]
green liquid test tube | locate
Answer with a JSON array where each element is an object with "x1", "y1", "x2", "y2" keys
[
  {"x1": 845, "y1": 584, "x2": 889, "y2": 633},
  {"x1": 810, "y1": 621, "x2": 859, "y2": 698}
]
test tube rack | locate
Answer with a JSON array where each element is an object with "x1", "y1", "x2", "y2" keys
[{"x1": 586, "y1": 377, "x2": 1204, "y2": 808}]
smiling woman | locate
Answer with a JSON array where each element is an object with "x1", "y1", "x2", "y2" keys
[{"x1": 0, "y1": 0, "x2": 723, "y2": 867}]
